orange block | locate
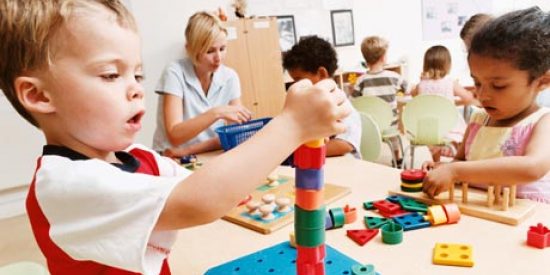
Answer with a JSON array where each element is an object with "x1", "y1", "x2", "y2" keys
[{"x1": 295, "y1": 188, "x2": 324, "y2": 210}]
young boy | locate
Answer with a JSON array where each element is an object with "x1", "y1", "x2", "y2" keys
[
  {"x1": 282, "y1": 36, "x2": 361, "y2": 158},
  {"x1": 0, "y1": 1, "x2": 350, "y2": 274},
  {"x1": 353, "y1": 36, "x2": 408, "y2": 166}
]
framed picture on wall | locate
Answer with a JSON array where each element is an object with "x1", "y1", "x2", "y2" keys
[
  {"x1": 330, "y1": 9, "x2": 355, "y2": 47},
  {"x1": 275, "y1": 15, "x2": 297, "y2": 52}
]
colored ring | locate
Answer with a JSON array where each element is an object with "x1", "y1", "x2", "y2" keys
[
  {"x1": 295, "y1": 205, "x2": 326, "y2": 230},
  {"x1": 325, "y1": 213, "x2": 334, "y2": 230},
  {"x1": 294, "y1": 145, "x2": 326, "y2": 169},
  {"x1": 295, "y1": 168, "x2": 324, "y2": 190},
  {"x1": 295, "y1": 188, "x2": 324, "y2": 210},
  {"x1": 442, "y1": 203, "x2": 461, "y2": 224},
  {"x1": 344, "y1": 205, "x2": 357, "y2": 224},
  {"x1": 400, "y1": 186, "x2": 423, "y2": 192},
  {"x1": 400, "y1": 169, "x2": 426, "y2": 181},
  {"x1": 305, "y1": 139, "x2": 325, "y2": 148},
  {"x1": 351, "y1": 264, "x2": 376, "y2": 275},
  {"x1": 329, "y1": 207, "x2": 346, "y2": 228},
  {"x1": 295, "y1": 227, "x2": 325, "y2": 247},
  {"x1": 401, "y1": 182, "x2": 423, "y2": 188},
  {"x1": 427, "y1": 205, "x2": 448, "y2": 225},
  {"x1": 381, "y1": 223, "x2": 403, "y2": 245},
  {"x1": 401, "y1": 178, "x2": 424, "y2": 184},
  {"x1": 296, "y1": 244, "x2": 326, "y2": 264}
]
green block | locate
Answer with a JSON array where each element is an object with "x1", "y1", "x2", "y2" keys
[
  {"x1": 329, "y1": 207, "x2": 345, "y2": 228},
  {"x1": 351, "y1": 264, "x2": 376, "y2": 275},
  {"x1": 381, "y1": 222, "x2": 403, "y2": 245},
  {"x1": 363, "y1": 201, "x2": 376, "y2": 210},
  {"x1": 399, "y1": 199, "x2": 428, "y2": 213},
  {"x1": 364, "y1": 216, "x2": 391, "y2": 229},
  {"x1": 295, "y1": 226, "x2": 325, "y2": 247},
  {"x1": 295, "y1": 205, "x2": 326, "y2": 230}
]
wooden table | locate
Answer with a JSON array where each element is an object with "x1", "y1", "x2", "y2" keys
[
  {"x1": 2, "y1": 152, "x2": 549, "y2": 274},
  {"x1": 170, "y1": 152, "x2": 550, "y2": 274}
]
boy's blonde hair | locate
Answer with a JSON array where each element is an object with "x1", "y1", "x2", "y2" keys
[
  {"x1": 360, "y1": 36, "x2": 388, "y2": 66},
  {"x1": 0, "y1": 0, "x2": 137, "y2": 128},
  {"x1": 185, "y1": 11, "x2": 227, "y2": 65},
  {"x1": 421, "y1": 45, "x2": 451, "y2": 80}
]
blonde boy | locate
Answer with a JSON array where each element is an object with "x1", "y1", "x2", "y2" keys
[{"x1": 0, "y1": 1, "x2": 350, "y2": 274}]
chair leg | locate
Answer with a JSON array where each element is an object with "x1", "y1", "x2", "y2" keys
[
  {"x1": 410, "y1": 144, "x2": 416, "y2": 169},
  {"x1": 384, "y1": 139, "x2": 397, "y2": 168}
]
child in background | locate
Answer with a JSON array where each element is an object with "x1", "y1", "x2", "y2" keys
[
  {"x1": 411, "y1": 45, "x2": 477, "y2": 161},
  {"x1": 422, "y1": 7, "x2": 550, "y2": 203},
  {"x1": 460, "y1": 13, "x2": 493, "y2": 50},
  {"x1": 353, "y1": 36, "x2": 408, "y2": 166},
  {"x1": 0, "y1": 1, "x2": 350, "y2": 274},
  {"x1": 282, "y1": 36, "x2": 361, "y2": 158}
]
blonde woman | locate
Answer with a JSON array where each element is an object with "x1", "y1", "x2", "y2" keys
[{"x1": 153, "y1": 11, "x2": 251, "y2": 156}]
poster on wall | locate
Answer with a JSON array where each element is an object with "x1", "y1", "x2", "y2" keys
[
  {"x1": 421, "y1": 0, "x2": 492, "y2": 40},
  {"x1": 330, "y1": 9, "x2": 355, "y2": 47},
  {"x1": 276, "y1": 15, "x2": 297, "y2": 52}
]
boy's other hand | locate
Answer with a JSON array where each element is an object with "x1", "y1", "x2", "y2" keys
[{"x1": 282, "y1": 79, "x2": 351, "y2": 143}]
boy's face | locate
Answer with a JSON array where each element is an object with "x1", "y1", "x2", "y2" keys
[
  {"x1": 288, "y1": 68, "x2": 324, "y2": 84},
  {"x1": 40, "y1": 11, "x2": 144, "y2": 158},
  {"x1": 196, "y1": 33, "x2": 227, "y2": 73},
  {"x1": 469, "y1": 53, "x2": 541, "y2": 122}
]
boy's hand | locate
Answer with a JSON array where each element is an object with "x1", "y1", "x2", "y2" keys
[
  {"x1": 282, "y1": 79, "x2": 351, "y2": 143},
  {"x1": 422, "y1": 163, "x2": 456, "y2": 198},
  {"x1": 212, "y1": 105, "x2": 252, "y2": 124}
]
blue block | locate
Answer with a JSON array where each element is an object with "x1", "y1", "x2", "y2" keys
[
  {"x1": 325, "y1": 212, "x2": 334, "y2": 230},
  {"x1": 393, "y1": 213, "x2": 431, "y2": 231},
  {"x1": 205, "y1": 241, "x2": 361, "y2": 275},
  {"x1": 295, "y1": 168, "x2": 324, "y2": 190},
  {"x1": 386, "y1": 195, "x2": 408, "y2": 203}
]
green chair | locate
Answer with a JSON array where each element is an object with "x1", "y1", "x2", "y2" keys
[
  {"x1": 351, "y1": 96, "x2": 404, "y2": 168},
  {"x1": 358, "y1": 112, "x2": 382, "y2": 162},
  {"x1": 401, "y1": 95, "x2": 459, "y2": 168},
  {"x1": 0, "y1": 261, "x2": 48, "y2": 275}
]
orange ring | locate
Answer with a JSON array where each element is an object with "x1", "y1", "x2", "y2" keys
[
  {"x1": 305, "y1": 139, "x2": 325, "y2": 148},
  {"x1": 442, "y1": 203, "x2": 461, "y2": 224},
  {"x1": 343, "y1": 205, "x2": 357, "y2": 224},
  {"x1": 295, "y1": 188, "x2": 324, "y2": 210}
]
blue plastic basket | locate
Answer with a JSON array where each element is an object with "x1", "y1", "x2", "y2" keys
[{"x1": 215, "y1": 117, "x2": 272, "y2": 151}]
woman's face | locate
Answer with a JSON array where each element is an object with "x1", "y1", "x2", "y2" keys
[{"x1": 197, "y1": 33, "x2": 227, "y2": 73}]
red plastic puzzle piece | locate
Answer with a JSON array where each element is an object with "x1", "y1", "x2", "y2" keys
[
  {"x1": 346, "y1": 229, "x2": 379, "y2": 246},
  {"x1": 294, "y1": 144, "x2": 326, "y2": 169},
  {"x1": 527, "y1": 223, "x2": 550, "y2": 249},
  {"x1": 373, "y1": 200, "x2": 401, "y2": 214}
]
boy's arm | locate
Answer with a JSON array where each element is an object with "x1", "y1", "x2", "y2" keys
[
  {"x1": 326, "y1": 138, "x2": 354, "y2": 157},
  {"x1": 424, "y1": 113, "x2": 550, "y2": 197},
  {"x1": 156, "y1": 79, "x2": 350, "y2": 230},
  {"x1": 164, "y1": 137, "x2": 221, "y2": 157}
]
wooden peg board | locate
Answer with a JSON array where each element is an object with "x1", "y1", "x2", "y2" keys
[
  {"x1": 388, "y1": 187, "x2": 536, "y2": 225},
  {"x1": 223, "y1": 175, "x2": 350, "y2": 234}
]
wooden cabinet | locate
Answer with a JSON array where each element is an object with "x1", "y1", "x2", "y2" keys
[{"x1": 224, "y1": 18, "x2": 286, "y2": 118}]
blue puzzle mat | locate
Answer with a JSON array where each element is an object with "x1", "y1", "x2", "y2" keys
[{"x1": 205, "y1": 241, "x2": 361, "y2": 275}]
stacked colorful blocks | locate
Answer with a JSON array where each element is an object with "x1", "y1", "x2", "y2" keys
[
  {"x1": 294, "y1": 140, "x2": 327, "y2": 275},
  {"x1": 400, "y1": 169, "x2": 425, "y2": 192}
]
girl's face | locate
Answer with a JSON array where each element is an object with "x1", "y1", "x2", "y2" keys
[
  {"x1": 196, "y1": 33, "x2": 227, "y2": 73},
  {"x1": 468, "y1": 53, "x2": 545, "y2": 124}
]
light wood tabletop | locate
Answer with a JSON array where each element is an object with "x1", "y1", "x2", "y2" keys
[{"x1": 2, "y1": 151, "x2": 549, "y2": 275}]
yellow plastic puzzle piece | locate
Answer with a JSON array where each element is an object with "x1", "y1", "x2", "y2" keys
[{"x1": 433, "y1": 243, "x2": 474, "y2": 267}]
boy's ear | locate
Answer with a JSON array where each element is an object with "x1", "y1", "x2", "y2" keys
[
  {"x1": 318, "y1": 67, "x2": 329, "y2": 79},
  {"x1": 536, "y1": 70, "x2": 550, "y2": 92},
  {"x1": 14, "y1": 76, "x2": 56, "y2": 114}
]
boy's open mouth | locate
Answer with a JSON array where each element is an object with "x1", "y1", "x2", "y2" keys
[{"x1": 128, "y1": 111, "x2": 144, "y2": 124}]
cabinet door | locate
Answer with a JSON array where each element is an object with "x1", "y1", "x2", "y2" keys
[
  {"x1": 244, "y1": 18, "x2": 286, "y2": 118},
  {"x1": 224, "y1": 20, "x2": 257, "y2": 114}
]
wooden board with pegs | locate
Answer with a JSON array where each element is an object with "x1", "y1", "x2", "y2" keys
[
  {"x1": 223, "y1": 175, "x2": 350, "y2": 234},
  {"x1": 388, "y1": 186, "x2": 536, "y2": 225}
]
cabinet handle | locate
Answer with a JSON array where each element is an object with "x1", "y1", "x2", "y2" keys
[{"x1": 253, "y1": 102, "x2": 259, "y2": 106}]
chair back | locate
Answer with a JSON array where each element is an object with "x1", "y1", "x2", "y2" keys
[
  {"x1": 402, "y1": 95, "x2": 458, "y2": 145},
  {"x1": 0, "y1": 261, "x2": 48, "y2": 275},
  {"x1": 351, "y1": 96, "x2": 393, "y2": 131},
  {"x1": 358, "y1": 112, "x2": 382, "y2": 161}
]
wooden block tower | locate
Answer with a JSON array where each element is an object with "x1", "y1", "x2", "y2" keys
[{"x1": 294, "y1": 139, "x2": 327, "y2": 275}]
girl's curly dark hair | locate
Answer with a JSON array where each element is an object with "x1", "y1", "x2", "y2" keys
[{"x1": 282, "y1": 35, "x2": 338, "y2": 76}]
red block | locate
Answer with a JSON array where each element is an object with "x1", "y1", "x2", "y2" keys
[
  {"x1": 373, "y1": 200, "x2": 401, "y2": 214},
  {"x1": 296, "y1": 261, "x2": 325, "y2": 275},
  {"x1": 347, "y1": 229, "x2": 379, "y2": 246},
  {"x1": 294, "y1": 145, "x2": 326, "y2": 169},
  {"x1": 297, "y1": 244, "x2": 326, "y2": 264},
  {"x1": 527, "y1": 223, "x2": 550, "y2": 249}
]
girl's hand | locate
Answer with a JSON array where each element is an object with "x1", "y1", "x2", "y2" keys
[
  {"x1": 212, "y1": 105, "x2": 252, "y2": 124},
  {"x1": 422, "y1": 163, "x2": 457, "y2": 198}
]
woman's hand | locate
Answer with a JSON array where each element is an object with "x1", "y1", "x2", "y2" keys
[{"x1": 211, "y1": 105, "x2": 252, "y2": 124}]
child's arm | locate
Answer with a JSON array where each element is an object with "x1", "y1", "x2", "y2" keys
[
  {"x1": 423, "y1": 114, "x2": 550, "y2": 197},
  {"x1": 164, "y1": 137, "x2": 221, "y2": 157},
  {"x1": 452, "y1": 80, "x2": 478, "y2": 105},
  {"x1": 326, "y1": 138, "x2": 354, "y2": 157},
  {"x1": 162, "y1": 94, "x2": 252, "y2": 146},
  {"x1": 410, "y1": 84, "x2": 419, "y2": 97},
  {"x1": 156, "y1": 79, "x2": 350, "y2": 230}
]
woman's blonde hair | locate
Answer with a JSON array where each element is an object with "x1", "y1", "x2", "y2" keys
[
  {"x1": 360, "y1": 36, "x2": 388, "y2": 66},
  {"x1": 422, "y1": 45, "x2": 451, "y2": 80},
  {"x1": 185, "y1": 11, "x2": 227, "y2": 65},
  {"x1": 0, "y1": 0, "x2": 137, "y2": 127}
]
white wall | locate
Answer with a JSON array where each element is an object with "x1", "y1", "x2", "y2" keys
[{"x1": 1, "y1": 0, "x2": 548, "y2": 191}]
